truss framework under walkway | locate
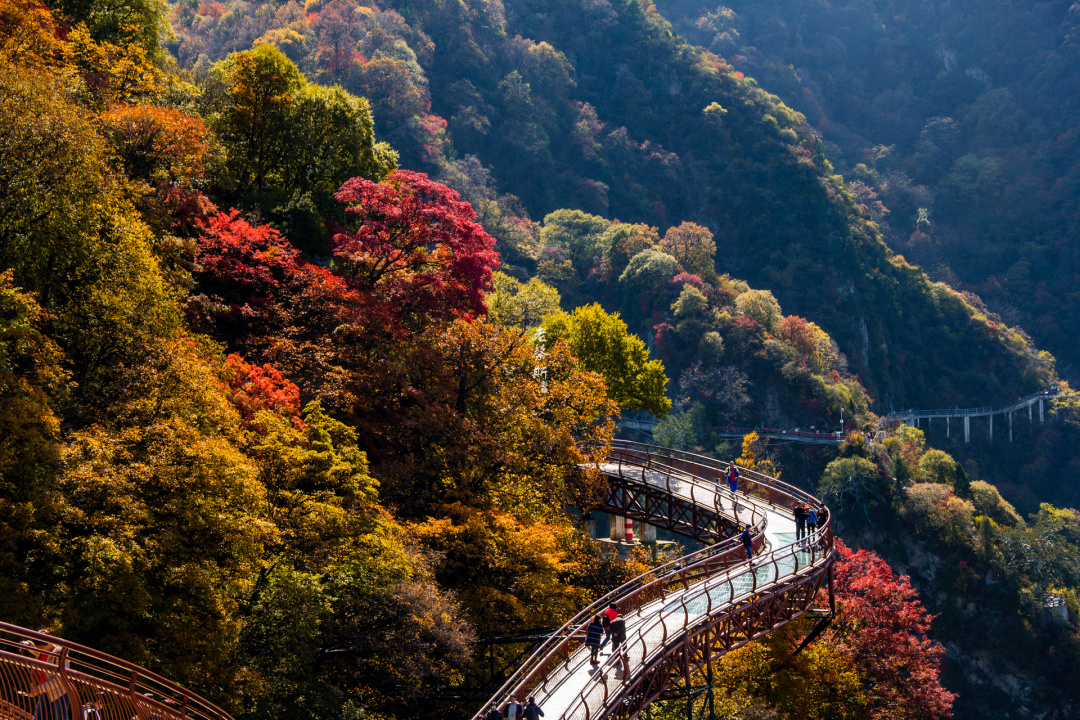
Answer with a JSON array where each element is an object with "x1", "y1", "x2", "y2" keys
[{"x1": 472, "y1": 440, "x2": 833, "y2": 720}]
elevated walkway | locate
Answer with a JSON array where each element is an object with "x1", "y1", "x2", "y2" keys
[
  {"x1": 617, "y1": 419, "x2": 842, "y2": 446},
  {"x1": 0, "y1": 624, "x2": 231, "y2": 720},
  {"x1": 879, "y1": 387, "x2": 1059, "y2": 442},
  {"x1": 473, "y1": 440, "x2": 832, "y2": 720}
]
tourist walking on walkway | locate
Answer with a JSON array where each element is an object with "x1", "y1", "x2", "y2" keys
[
  {"x1": 727, "y1": 463, "x2": 740, "y2": 511},
  {"x1": 806, "y1": 506, "x2": 818, "y2": 537},
  {"x1": 602, "y1": 602, "x2": 618, "y2": 647},
  {"x1": 485, "y1": 704, "x2": 503, "y2": 720},
  {"x1": 740, "y1": 526, "x2": 754, "y2": 564},
  {"x1": 585, "y1": 616, "x2": 604, "y2": 664},
  {"x1": 609, "y1": 615, "x2": 626, "y2": 653},
  {"x1": 523, "y1": 697, "x2": 544, "y2": 720},
  {"x1": 504, "y1": 695, "x2": 524, "y2": 720},
  {"x1": 794, "y1": 503, "x2": 807, "y2": 544}
]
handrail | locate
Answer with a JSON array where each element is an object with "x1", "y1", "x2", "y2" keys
[
  {"x1": 559, "y1": 521, "x2": 833, "y2": 720},
  {"x1": 603, "y1": 445, "x2": 771, "y2": 535},
  {"x1": 471, "y1": 453, "x2": 770, "y2": 715},
  {"x1": 880, "y1": 388, "x2": 1058, "y2": 421},
  {"x1": 0, "y1": 623, "x2": 231, "y2": 720},
  {"x1": 609, "y1": 440, "x2": 825, "y2": 516},
  {"x1": 472, "y1": 441, "x2": 831, "y2": 720}
]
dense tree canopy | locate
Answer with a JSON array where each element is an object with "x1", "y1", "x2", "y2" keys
[
  {"x1": 3, "y1": 1, "x2": 1080, "y2": 719},
  {"x1": 543, "y1": 303, "x2": 671, "y2": 418}
]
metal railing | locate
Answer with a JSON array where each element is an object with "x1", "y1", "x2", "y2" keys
[
  {"x1": 0, "y1": 624, "x2": 232, "y2": 720},
  {"x1": 472, "y1": 441, "x2": 832, "y2": 720},
  {"x1": 559, "y1": 524, "x2": 832, "y2": 720},
  {"x1": 599, "y1": 446, "x2": 769, "y2": 543},
  {"x1": 608, "y1": 440, "x2": 826, "y2": 518},
  {"x1": 880, "y1": 388, "x2": 1058, "y2": 422}
]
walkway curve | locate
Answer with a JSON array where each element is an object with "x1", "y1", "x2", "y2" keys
[
  {"x1": 473, "y1": 440, "x2": 833, "y2": 720},
  {"x1": 0, "y1": 623, "x2": 232, "y2": 720}
]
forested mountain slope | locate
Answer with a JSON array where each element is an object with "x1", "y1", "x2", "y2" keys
[
  {"x1": 172, "y1": 0, "x2": 1057, "y2": 411},
  {"x1": 2, "y1": 1, "x2": 1079, "y2": 719},
  {"x1": 655, "y1": 0, "x2": 1080, "y2": 379}
]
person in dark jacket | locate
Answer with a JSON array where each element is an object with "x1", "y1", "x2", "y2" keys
[
  {"x1": 504, "y1": 695, "x2": 524, "y2": 720},
  {"x1": 523, "y1": 697, "x2": 544, "y2": 720},
  {"x1": 740, "y1": 526, "x2": 754, "y2": 563},
  {"x1": 609, "y1": 616, "x2": 627, "y2": 652},
  {"x1": 485, "y1": 704, "x2": 503, "y2": 720},
  {"x1": 727, "y1": 463, "x2": 741, "y2": 511},
  {"x1": 585, "y1": 616, "x2": 604, "y2": 664},
  {"x1": 793, "y1": 503, "x2": 808, "y2": 544}
]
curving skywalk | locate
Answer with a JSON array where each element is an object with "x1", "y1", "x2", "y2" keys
[
  {"x1": 475, "y1": 440, "x2": 834, "y2": 720},
  {"x1": 0, "y1": 625, "x2": 232, "y2": 720}
]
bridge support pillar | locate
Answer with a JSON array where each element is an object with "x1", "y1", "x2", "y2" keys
[
  {"x1": 609, "y1": 515, "x2": 647, "y2": 543},
  {"x1": 1009, "y1": 411, "x2": 1013, "y2": 442},
  {"x1": 610, "y1": 514, "x2": 628, "y2": 541},
  {"x1": 1040, "y1": 398, "x2": 1045, "y2": 423},
  {"x1": 947, "y1": 416, "x2": 950, "y2": 438},
  {"x1": 641, "y1": 522, "x2": 657, "y2": 544},
  {"x1": 1029, "y1": 403, "x2": 1033, "y2": 422},
  {"x1": 964, "y1": 415, "x2": 970, "y2": 443},
  {"x1": 989, "y1": 414, "x2": 993, "y2": 441}
]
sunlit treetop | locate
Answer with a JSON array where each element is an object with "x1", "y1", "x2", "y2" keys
[{"x1": 333, "y1": 169, "x2": 500, "y2": 324}]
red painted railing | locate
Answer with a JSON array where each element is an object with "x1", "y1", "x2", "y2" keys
[{"x1": 0, "y1": 624, "x2": 232, "y2": 720}]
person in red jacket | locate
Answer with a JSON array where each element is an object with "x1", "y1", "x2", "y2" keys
[
  {"x1": 27, "y1": 634, "x2": 69, "y2": 720},
  {"x1": 602, "y1": 602, "x2": 618, "y2": 647}
]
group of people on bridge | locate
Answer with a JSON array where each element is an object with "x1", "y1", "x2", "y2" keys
[
  {"x1": 793, "y1": 503, "x2": 820, "y2": 544},
  {"x1": 485, "y1": 695, "x2": 544, "y2": 720},
  {"x1": 584, "y1": 603, "x2": 627, "y2": 666}
]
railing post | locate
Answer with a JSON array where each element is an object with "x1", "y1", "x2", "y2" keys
[
  {"x1": 129, "y1": 671, "x2": 144, "y2": 720},
  {"x1": 57, "y1": 648, "x2": 82, "y2": 720}
]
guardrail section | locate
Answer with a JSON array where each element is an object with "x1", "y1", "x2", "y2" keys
[
  {"x1": 0, "y1": 624, "x2": 232, "y2": 720},
  {"x1": 472, "y1": 440, "x2": 833, "y2": 720}
]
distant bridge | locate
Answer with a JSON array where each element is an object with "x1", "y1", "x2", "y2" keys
[
  {"x1": 619, "y1": 417, "x2": 842, "y2": 446},
  {"x1": 879, "y1": 388, "x2": 1059, "y2": 443},
  {"x1": 621, "y1": 387, "x2": 1061, "y2": 445}
]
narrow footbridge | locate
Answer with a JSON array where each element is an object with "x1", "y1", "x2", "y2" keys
[
  {"x1": 618, "y1": 418, "x2": 841, "y2": 446},
  {"x1": 879, "y1": 387, "x2": 1059, "y2": 443},
  {"x1": 0, "y1": 624, "x2": 232, "y2": 720},
  {"x1": 473, "y1": 440, "x2": 833, "y2": 720}
]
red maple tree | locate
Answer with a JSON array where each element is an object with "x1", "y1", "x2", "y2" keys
[
  {"x1": 195, "y1": 209, "x2": 302, "y2": 305},
  {"x1": 332, "y1": 169, "x2": 499, "y2": 328},
  {"x1": 223, "y1": 353, "x2": 303, "y2": 428},
  {"x1": 829, "y1": 540, "x2": 957, "y2": 720}
]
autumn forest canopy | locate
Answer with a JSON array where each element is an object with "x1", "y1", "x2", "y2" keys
[{"x1": 2, "y1": 0, "x2": 1080, "y2": 718}]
